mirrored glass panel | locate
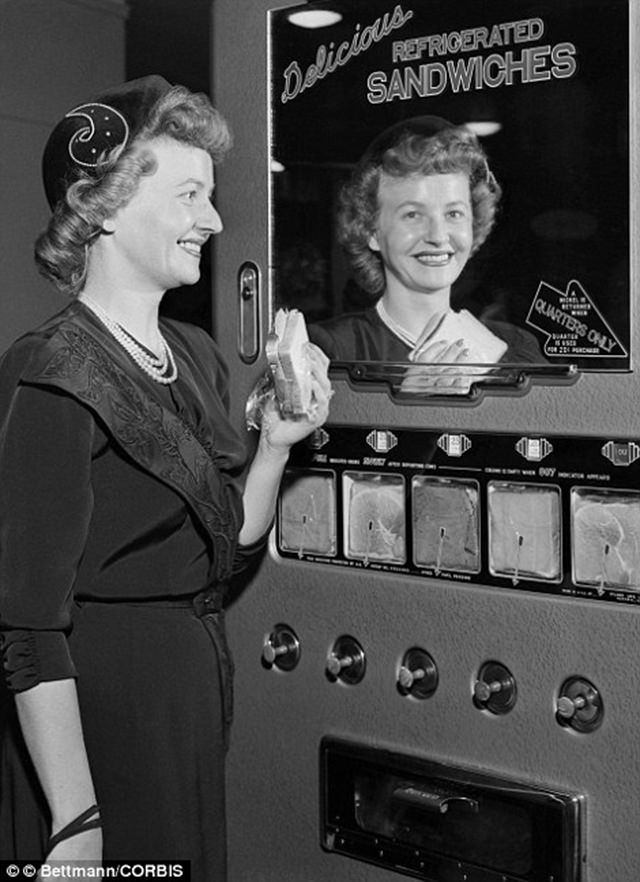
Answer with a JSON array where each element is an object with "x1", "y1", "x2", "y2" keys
[{"x1": 269, "y1": 0, "x2": 629, "y2": 396}]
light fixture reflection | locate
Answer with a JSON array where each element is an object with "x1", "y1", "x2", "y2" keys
[
  {"x1": 288, "y1": 10, "x2": 342, "y2": 28},
  {"x1": 464, "y1": 121, "x2": 502, "y2": 137}
]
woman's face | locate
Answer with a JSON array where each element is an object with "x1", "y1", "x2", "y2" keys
[
  {"x1": 106, "y1": 137, "x2": 222, "y2": 293},
  {"x1": 368, "y1": 171, "x2": 474, "y2": 300}
]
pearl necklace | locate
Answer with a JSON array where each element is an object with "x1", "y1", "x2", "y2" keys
[
  {"x1": 376, "y1": 299, "x2": 418, "y2": 347},
  {"x1": 80, "y1": 296, "x2": 178, "y2": 384}
]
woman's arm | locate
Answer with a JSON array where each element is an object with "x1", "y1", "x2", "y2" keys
[
  {"x1": 239, "y1": 344, "x2": 331, "y2": 546},
  {"x1": 16, "y1": 679, "x2": 102, "y2": 860},
  {"x1": 238, "y1": 439, "x2": 290, "y2": 546}
]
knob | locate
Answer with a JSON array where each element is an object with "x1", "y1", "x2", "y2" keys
[
  {"x1": 398, "y1": 666, "x2": 424, "y2": 689},
  {"x1": 327, "y1": 654, "x2": 354, "y2": 677},
  {"x1": 473, "y1": 679, "x2": 503, "y2": 703},
  {"x1": 473, "y1": 661, "x2": 517, "y2": 714},
  {"x1": 397, "y1": 648, "x2": 438, "y2": 699},
  {"x1": 556, "y1": 676, "x2": 603, "y2": 733},
  {"x1": 326, "y1": 635, "x2": 366, "y2": 685},
  {"x1": 262, "y1": 624, "x2": 301, "y2": 672},
  {"x1": 556, "y1": 695, "x2": 587, "y2": 719},
  {"x1": 263, "y1": 643, "x2": 288, "y2": 665}
]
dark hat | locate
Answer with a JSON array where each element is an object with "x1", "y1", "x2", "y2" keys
[
  {"x1": 360, "y1": 115, "x2": 456, "y2": 166},
  {"x1": 42, "y1": 75, "x2": 172, "y2": 209}
]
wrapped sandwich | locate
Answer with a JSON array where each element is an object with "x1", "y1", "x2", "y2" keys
[
  {"x1": 572, "y1": 491, "x2": 640, "y2": 589},
  {"x1": 279, "y1": 470, "x2": 337, "y2": 557},
  {"x1": 266, "y1": 308, "x2": 313, "y2": 417},
  {"x1": 488, "y1": 483, "x2": 561, "y2": 582},
  {"x1": 345, "y1": 474, "x2": 406, "y2": 564},
  {"x1": 410, "y1": 309, "x2": 508, "y2": 365}
]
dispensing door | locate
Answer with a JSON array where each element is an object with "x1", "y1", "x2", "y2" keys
[{"x1": 213, "y1": 1, "x2": 639, "y2": 880}]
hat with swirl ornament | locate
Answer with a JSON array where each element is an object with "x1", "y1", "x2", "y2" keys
[
  {"x1": 42, "y1": 75, "x2": 172, "y2": 209},
  {"x1": 359, "y1": 115, "x2": 456, "y2": 166}
]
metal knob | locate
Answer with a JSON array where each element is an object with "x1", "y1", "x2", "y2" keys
[
  {"x1": 398, "y1": 666, "x2": 425, "y2": 690},
  {"x1": 327, "y1": 654, "x2": 354, "y2": 677},
  {"x1": 473, "y1": 661, "x2": 517, "y2": 714},
  {"x1": 262, "y1": 624, "x2": 301, "y2": 672},
  {"x1": 397, "y1": 648, "x2": 438, "y2": 699},
  {"x1": 473, "y1": 679, "x2": 504, "y2": 703},
  {"x1": 556, "y1": 677, "x2": 603, "y2": 733},
  {"x1": 556, "y1": 694, "x2": 587, "y2": 719},
  {"x1": 326, "y1": 635, "x2": 366, "y2": 685},
  {"x1": 262, "y1": 643, "x2": 288, "y2": 665}
]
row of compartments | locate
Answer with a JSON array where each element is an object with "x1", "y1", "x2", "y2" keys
[{"x1": 277, "y1": 469, "x2": 640, "y2": 590}]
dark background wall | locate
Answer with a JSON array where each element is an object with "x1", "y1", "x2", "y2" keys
[{"x1": 127, "y1": 0, "x2": 214, "y2": 329}]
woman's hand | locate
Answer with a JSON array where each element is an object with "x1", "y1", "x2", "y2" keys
[
  {"x1": 402, "y1": 338, "x2": 477, "y2": 393},
  {"x1": 259, "y1": 343, "x2": 332, "y2": 455},
  {"x1": 239, "y1": 344, "x2": 332, "y2": 545}
]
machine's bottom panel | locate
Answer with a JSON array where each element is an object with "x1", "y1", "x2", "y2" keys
[{"x1": 321, "y1": 738, "x2": 584, "y2": 882}]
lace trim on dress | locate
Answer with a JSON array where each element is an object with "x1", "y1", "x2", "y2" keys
[{"x1": 26, "y1": 324, "x2": 242, "y2": 584}]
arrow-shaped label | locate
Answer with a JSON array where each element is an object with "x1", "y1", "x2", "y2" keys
[{"x1": 526, "y1": 279, "x2": 627, "y2": 359}]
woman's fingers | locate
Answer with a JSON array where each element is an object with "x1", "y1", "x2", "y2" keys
[{"x1": 411, "y1": 338, "x2": 467, "y2": 364}]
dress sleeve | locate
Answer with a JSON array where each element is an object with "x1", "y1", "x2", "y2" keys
[
  {"x1": 308, "y1": 322, "x2": 338, "y2": 360},
  {"x1": 0, "y1": 384, "x2": 95, "y2": 692},
  {"x1": 503, "y1": 325, "x2": 546, "y2": 363}
]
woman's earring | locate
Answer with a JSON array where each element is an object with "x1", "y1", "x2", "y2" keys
[{"x1": 102, "y1": 219, "x2": 116, "y2": 235}]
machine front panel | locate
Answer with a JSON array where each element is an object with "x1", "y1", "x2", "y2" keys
[
  {"x1": 278, "y1": 426, "x2": 640, "y2": 606},
  {"x1": 212, "y1": 1, "x2": 639, "y2": 880}
]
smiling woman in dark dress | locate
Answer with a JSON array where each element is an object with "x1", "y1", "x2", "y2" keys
[{"x1": 0, "y1": 76, "x2": 331, "y2": 877}]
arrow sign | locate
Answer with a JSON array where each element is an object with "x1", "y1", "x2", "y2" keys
[{"x1": 526, "y1": 279, "x2": 627, "y2": 359}]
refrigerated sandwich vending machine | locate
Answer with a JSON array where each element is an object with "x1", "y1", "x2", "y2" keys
[{"x1": 213, "y1": 1, "x2": 638, "y2": 879}]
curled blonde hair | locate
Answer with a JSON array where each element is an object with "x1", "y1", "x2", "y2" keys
[
  {"x1": 35, "y1": 86, "x2": 231, "y2": 297},
  {"x1": 338, "y1": 125, "x2": 501, "y2": 296}
]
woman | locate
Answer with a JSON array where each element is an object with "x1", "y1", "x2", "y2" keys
[
  {"x1": 309, "y1": 116, "x2": 542, "y2": 389},
  {"x1": 0, "y1": 76, "x2": 331, "y2": 875}
]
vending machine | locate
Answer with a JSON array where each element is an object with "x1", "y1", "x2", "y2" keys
[{"x1": 213, "y1": 1, "x2": 638, "y2": 879}]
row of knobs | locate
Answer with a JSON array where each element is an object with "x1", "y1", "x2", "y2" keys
[{"x1": 262, "y1": 625, "x2": 603, "y2": 734}]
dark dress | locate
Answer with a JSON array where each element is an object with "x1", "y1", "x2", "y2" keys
[
  {"x1": 309, "y1": 306, "x2": 545, "y2": 363},
  {"x1": 0, "y1": 302, "x2": 263, "y2": 878}
]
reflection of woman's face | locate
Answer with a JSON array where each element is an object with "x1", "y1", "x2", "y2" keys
[{"x1": 368, "y1": 171, "x2": 473, "y2": 300}]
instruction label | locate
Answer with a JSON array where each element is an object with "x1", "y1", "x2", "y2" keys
[{"x1": 526, "y1": 279, "x2": 627, "y2": 359}]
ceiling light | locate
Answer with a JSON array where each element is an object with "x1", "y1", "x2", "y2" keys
[
  {"x1": 464, "y1": 120, "x2": 502, "y2": 137},
  {"x1": 287, "y1": 10, "x2": 342, "y2": 28}
]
